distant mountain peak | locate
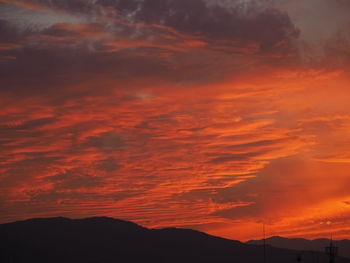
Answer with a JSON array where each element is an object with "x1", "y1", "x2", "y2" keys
[
  {"x1": 247, "y1": 236, "x2": 350, "y2": 259},
  {"x1": 1, "y1": 217, "x2": 350, "y2": 263}
]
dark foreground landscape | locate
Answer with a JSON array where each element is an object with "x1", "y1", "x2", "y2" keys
[
  {"x1": 248, "y1": 236, "x2": 350, "y2": 259},
  {"x1": 1, "y1": 217, "x2": 349, "y2": 263}
]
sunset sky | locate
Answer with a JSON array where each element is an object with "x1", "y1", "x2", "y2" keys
[{"x1": 1, "y1": 0, "x2": 350, "y2": 241}]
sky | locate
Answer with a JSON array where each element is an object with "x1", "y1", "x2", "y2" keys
[{"x1": 1, "y1": 0, "x2": 350, "y2": 241}]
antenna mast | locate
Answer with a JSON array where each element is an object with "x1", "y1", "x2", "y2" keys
[
  {"x1": 325, "y1": 236, "x2": 338, "y2": 263},
  {"x1": 263, "y1": 223, "x2": 267, "y2": 263}
]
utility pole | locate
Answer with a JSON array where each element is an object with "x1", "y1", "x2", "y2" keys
[{"x1": 263, "y1": 223, "x2": 267, "y2": 263}]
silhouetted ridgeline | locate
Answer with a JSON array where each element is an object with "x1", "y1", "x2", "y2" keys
[
  {"x1": 1, "y1": 217, "x2": 350, "y2": 263},
  {"x1": 247, "y1": 236, "x2": 350, "y2": 259}
]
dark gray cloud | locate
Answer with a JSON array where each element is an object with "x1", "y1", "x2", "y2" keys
[
  {"x1": 0, "y1": 117, "x2": 56, "y2": 131},
  {"x1": 96, "y1": 157, "x2": 121, "y2": 172},
  {"x1": 131, "y1": 0, "x2": 299, "y2": 51},
  {"x1": 0, "y1": 0, "x2": 302, "y2": 99},
  {"x1": 44, "y1": 0, "x2": 300, "y2": 52},
  {"x1": 0, "y1": 19, "x2": 25, "y2": 43},
  {"x1": 85, "y1": 132, "x2": 126, "y2": 153},
  {"x1": 48, "y1": 169, "x2": 105, "y2": 189}
]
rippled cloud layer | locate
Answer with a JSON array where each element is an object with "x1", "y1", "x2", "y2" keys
[{"x1": 1, "y1": 0, "x2": 350, "y2": 240}]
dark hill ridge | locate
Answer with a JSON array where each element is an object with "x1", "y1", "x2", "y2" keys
[
  {"x1": 247, "y1": 236, "x2": 350, "y2": 259},
  {"x1": 1, "y1": 217, "x2": 349, "y2": 263}
]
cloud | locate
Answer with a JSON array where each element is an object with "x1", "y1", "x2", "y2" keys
[
  {"x1": 48, "y1": 169, "x2": 106, "y2": 190},
  {"x1": 123, "y1": 0, "x2": 299, "y2": 51},
  {"x1": 96, "y1": 157, "x2": 121, "y2": 172},
  {"x1": 0, "y1": 0, "x2": 300, "y2": 63},
  {"x1": 84, "y1": 132, "x2": 126, "y2": 153},
  {"x1": 1, "y1": 0, "x2": 350, "y2": 242},
  {"x1": 207, "y1": 155, "x2": 350, "y2": 238}
]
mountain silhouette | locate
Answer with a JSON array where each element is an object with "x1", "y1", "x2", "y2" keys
[
  {"x1": 1, "y1": 217, "x2": 349, "y2": 263},
  {"x1": 247, "y1": 236, "x2": 350, "y2": 259}
]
